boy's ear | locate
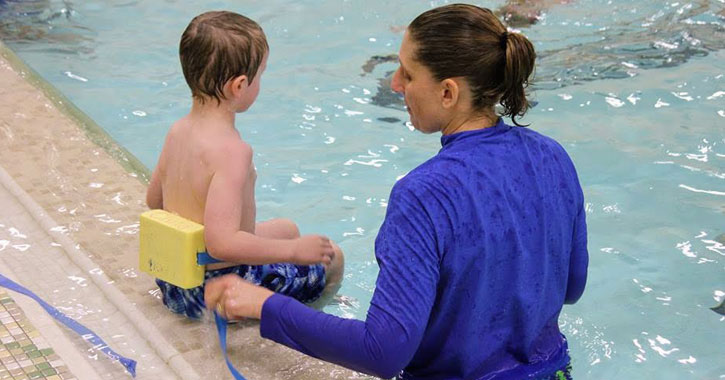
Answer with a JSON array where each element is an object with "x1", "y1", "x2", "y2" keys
[
  {"x1": 440, "y1": 78, "x2": 459, "y2": 109},
  {"x1": 229, "y1": 75, "x2": 248, "y2": 97}
]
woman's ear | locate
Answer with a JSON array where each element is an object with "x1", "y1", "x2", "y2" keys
[{"x1": 441, "y1": 78, "x2": 460, "y2": 110}]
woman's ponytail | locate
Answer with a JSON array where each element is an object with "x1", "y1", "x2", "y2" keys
[{"x1": 500, "y1": 32, "x2": 536, "y2": 126}]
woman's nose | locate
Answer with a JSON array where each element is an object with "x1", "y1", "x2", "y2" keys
[{"x1": 391, "y1": 67, "x2": 404, "y2": 94}]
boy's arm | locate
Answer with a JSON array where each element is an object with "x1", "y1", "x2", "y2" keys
[
  {"x1": 146, "y1": 167, "x2": 163, "y2": 209},
  {"x1": 147, "y1": 130, "x2": 172, "y2": 210},
  {"x1": 203, "y1": 143, "x2": 333, "y2": 265}
]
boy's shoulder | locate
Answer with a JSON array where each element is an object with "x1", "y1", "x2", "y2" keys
[
  {"x1": 164, "y1": 118, "x2": 253, "y2": 165},
  {"x1": 220, "y1": 138, "x2": 253, "y2": 161},
  {"x1": 164, "y1": 118, "x2": 185, "y2": 141},
  {"x1": 206, "y1": 131, "x2": 253, "y2": 168}
]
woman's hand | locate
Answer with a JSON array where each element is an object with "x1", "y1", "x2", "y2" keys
[{"x1": 204, "y1": 274, "x2": 274, "y2": 320}]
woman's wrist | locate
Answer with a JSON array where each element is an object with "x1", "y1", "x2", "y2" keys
[
  {"x1": 252, "y1": 287, "x2": 274, "y2": 319},
  {"x1": 205, "y1": 274, "x2": 276, "y2": 320}
]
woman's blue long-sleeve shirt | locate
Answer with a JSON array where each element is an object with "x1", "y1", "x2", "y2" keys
[{"x1": 261, "y1": 119, "x2": 588, "y2": 379}]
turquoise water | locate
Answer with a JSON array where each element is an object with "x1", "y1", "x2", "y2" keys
[{"x1": 2, "y1": 0, "x2": 724, "y2": 378}]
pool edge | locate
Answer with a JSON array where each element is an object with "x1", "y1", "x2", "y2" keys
[{"x1": 0, "y1": 40, "x2": 151, "y2": 184}]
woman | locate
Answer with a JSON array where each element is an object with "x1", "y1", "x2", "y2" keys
[{"x1": 205, "y1": 4, "x2": 588, "y2": 379}]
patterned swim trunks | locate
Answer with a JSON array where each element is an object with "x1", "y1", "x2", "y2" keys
[{"x1": 156, "y1": 263, "x2": 326, "y2": 319}]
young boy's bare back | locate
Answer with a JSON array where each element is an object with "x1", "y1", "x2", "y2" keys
[
  {"x1": 149, "y1": 114, "x2": 255, "y2": 268},
  {"x1": 146, "y1": 11, "x2": 343, "y2": 319}
]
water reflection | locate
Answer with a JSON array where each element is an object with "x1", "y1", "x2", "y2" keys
[
  {"x1": 535, "y1": 1, "x2": 725, "y2": 89},
  {"x1": 364, "y1": 0, "x2": 725, "y2": 110},
  {"x1": 0, "y1": 0, "x2": 91, "y2": 50},
  {"x1": 495, "y1": 0, "x2": 574, "y2": 28},
  {"x1": 711, "y1": 299, "x2": 725, "y2": 315}
]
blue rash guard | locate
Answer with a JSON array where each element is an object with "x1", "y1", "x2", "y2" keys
[{"x1": 261, "y1": 119, "x2": 588, "y2": 379}]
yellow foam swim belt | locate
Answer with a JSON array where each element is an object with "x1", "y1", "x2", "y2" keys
[{"x1": 139, "y1": 209, "x2": 220, "y2": 289}]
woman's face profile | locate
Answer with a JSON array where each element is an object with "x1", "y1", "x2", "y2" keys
[{"x1": 391, "y1": 32, "x2": 446, "y2": 134}]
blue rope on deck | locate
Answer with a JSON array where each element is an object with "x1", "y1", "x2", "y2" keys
[
  {"x1": 0, "y1": 273, "x2": 137, "y2": 377},
  {"x1": 215, "y1": 311, "x2": 247, "y2": 380}
]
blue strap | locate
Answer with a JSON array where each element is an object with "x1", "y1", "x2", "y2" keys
[
  {"x1": 0, "y1": 273, "x2": 137, "y2": 377},
  {"x1": 197, "y1": 253, "x2": 245, "y2": 378},
  {"x1": 214, "y1": 312, "x2": 247, "y2": 380},
  {"x1": 197, "y1": 251, "x2": 223, "y2": 265}
]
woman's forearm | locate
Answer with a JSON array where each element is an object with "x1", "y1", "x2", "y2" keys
[{"x1": 260, "y1": 294, "x2": 417, "y2": 379}]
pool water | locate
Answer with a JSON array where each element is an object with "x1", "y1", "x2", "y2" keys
[{"x1": 2, "y1": 0, "x2": 724, "y2": 378}]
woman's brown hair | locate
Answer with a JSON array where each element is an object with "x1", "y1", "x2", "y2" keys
[{"x1": 408, "y1": 4, "x2": 535, "y2": 126}]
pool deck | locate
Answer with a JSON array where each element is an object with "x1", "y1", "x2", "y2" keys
[
  {"x1": 0, "y1": 42, "x2": 367, "y2": 379},
  {"x1": 0, "y1": 171, "x2": 135, "y2": 380}
]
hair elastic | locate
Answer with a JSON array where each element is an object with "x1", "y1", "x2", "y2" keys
[{"x1": 500, "y1": 31, "x2": 508, "y2": 50}]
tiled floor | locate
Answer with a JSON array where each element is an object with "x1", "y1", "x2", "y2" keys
[
  {"x1": 0, "y1": 289, "x2": 74, "y2": 380},
  {"x1": 0, "y1": 169, "x2": 175, "y2": 379}
]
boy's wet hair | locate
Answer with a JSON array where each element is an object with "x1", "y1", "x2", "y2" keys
[
  {"x1": 409, "y1": 4, "x2": 535, "y2": 126},
  {"x1": 180, "y1": 11, "x2": 268, "y2": 105}
]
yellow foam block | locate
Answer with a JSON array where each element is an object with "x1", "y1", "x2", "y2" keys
[{"x1": 139, "y1": 209, "x2": 206, "y2": 289}]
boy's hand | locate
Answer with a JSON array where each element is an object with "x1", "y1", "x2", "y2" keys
[{"x1": 290, "y1": 235, "x2": 335, "y2": 266}]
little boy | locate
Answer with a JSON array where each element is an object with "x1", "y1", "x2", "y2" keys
[{"x1": 146, "y1": 11, "x2": 343, "y2": 319}]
